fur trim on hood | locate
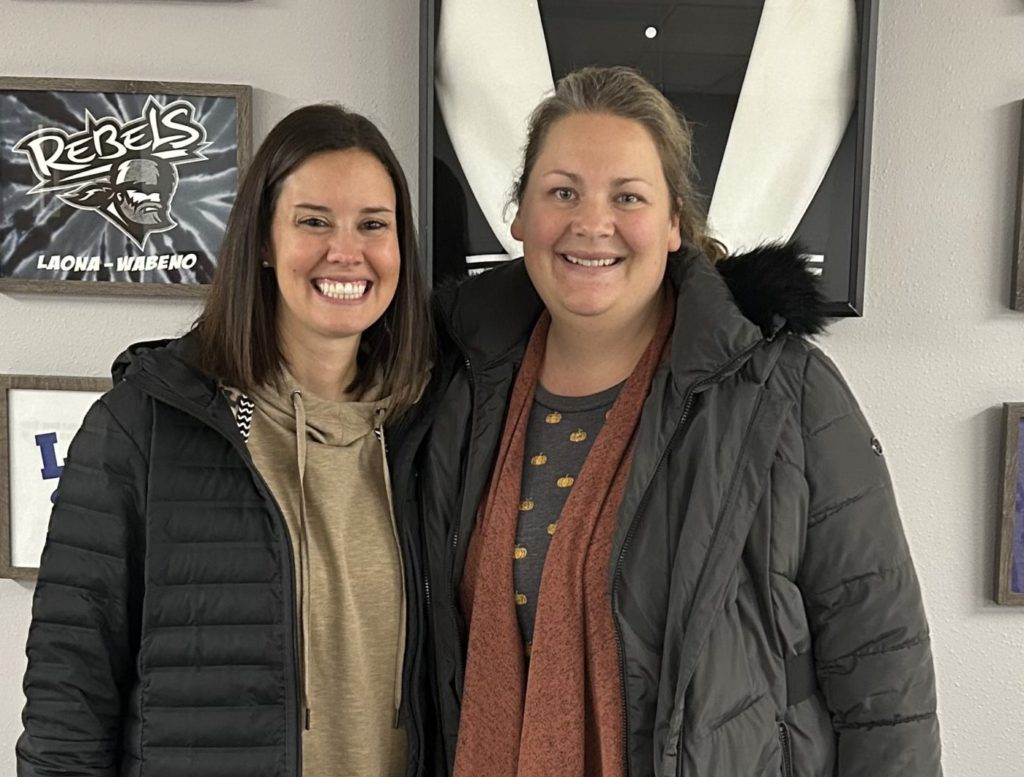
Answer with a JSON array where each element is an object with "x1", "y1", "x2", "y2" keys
[{"x1": 716, "y1": 242, "x2": 830, "y2": 337}]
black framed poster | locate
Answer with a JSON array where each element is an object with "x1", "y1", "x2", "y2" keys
[
  {"x1": 0, "y1": 77, "x2": 252, "y2": 297},
  {"x1": 420, "y1": 0, "x2": 878, "y2": 316}
]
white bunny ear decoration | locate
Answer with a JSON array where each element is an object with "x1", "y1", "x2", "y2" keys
[
  {"x1": 435, "y1": 0, "x2": 859, "y2": 261},
  {"x1": 435, "y1": 0, "x2": 555, "y2": 259},
  {"x1": 707, "y1": 0, "x2": 859, "y2": 253}
]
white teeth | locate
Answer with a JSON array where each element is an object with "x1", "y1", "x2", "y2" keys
[
  {"x1": 564, "y1": 254, "x2": 618, "y2": 268},
  {"x1": 316, "y1": 279, "x2": 367, "y2": 299}
]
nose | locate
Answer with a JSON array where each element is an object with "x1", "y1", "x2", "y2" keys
[
  {"x1": 326, "y1": 228, "x2": 363, "y2": 265},
  {"x1": 571, "y1": 197, "x2": 614, "y2": 239}
]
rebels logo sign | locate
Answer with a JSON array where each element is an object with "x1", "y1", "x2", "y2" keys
[{"x1": 14, "y1": 97, "x2": 209, "y2": 249}]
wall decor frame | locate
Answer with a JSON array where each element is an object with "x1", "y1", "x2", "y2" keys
[
  {"x1": 1012, "y1": 101, "x2": 1024, "y2": 311},
  {"x1": 996, "y1": 402, "x2": 1024, "y2": 605},
  {"x1": 419, "y1": 0, "x2": 878, "y2": 316},
  {"x1": 1, "y1": 374, "x2": 109, "y2": 580},
  {"x1": 0, "y1": 76, "x2": 252, "y2": 297}
]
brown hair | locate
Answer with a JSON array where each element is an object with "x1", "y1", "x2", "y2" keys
[
  {"x1": 513, "y1": 66, "x2": 726, "y2": 261},
  {"x1": 193, "y1": 103, "x2": 431, "y2": 419}
]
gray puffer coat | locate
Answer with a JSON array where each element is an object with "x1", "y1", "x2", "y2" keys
[{"x1": 410, "y1": 244, "x2": 941, "y2": 777}]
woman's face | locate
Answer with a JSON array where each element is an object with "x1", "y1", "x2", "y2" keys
[
  {"x1": 269, "y1": 149, "x2": 400, "y2": 354},
  {"x1": 511, "y1": 112, "x2": 681, "y2": 331}
]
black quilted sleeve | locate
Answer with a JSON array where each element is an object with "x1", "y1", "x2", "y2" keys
[{"x1": 16, "y1": 392, "x2": 148, "y2": 777}]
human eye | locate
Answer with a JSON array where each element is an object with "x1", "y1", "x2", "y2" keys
[
  {"x1": 298, "y1": 215, "x2": 330, "y2": 228},
  {"x1": 361, "y1": 218, "x2": 390, "y2": 231},
  {"x1": 616, "y1": 192, "x2": 644, "y2": 205},
  {"x1": 551, "y1": 187, "x2": 576, "y2": 202}
]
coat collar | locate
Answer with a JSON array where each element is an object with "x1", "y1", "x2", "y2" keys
[{"x1": 437, "y1": 241, "x2": 829, "y2": 388}]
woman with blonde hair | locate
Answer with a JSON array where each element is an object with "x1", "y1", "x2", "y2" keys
[{"x1": 412, "y1": 66, "x2": 941, "y2": 777}]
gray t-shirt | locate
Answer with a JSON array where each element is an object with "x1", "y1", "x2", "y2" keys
[{"x1": 514, "y1": 381, "x2": 623, "y2": 655}]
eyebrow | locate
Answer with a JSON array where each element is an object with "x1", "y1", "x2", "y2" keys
[
  {"x1": 541, "y1": 170, "x2": 653, "y2": 187},
  {"x1": 293, "y1": 203, "x2": 394, "y2": 214},
  {"x1": 542, "y1": 169, "x2": 581, "y2": 183}
]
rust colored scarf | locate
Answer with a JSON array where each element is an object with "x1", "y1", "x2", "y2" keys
[{"x1": 455, "y1": 304, "x2": 674, "y2": 777}]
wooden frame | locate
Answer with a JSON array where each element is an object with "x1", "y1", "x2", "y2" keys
[
  {"x1": 1, "y1": 374, "x2": 110, "y2": 579},
  {"x1": 996, "y1": 402, "x2": 1024, "y2": 605},
  {"x1": 419, "y1": 0, "x2": 878, "y2": 315},
  {"x1": 0, "y1": 76, "x2": 252, "y2": 298},
  {"x1": 1012, "y1": 102, "x2": 1024, "y2": 311}
]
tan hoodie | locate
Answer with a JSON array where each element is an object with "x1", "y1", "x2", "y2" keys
[{"x1": 247, "y1": 369, "x2": 406, "y2": 777}]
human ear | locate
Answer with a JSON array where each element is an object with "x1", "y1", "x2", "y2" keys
[
  {"x1": 510, "y1": 210, "x2": 524, "y2": 241},
  {"x1": 668, "y1": 211, "x2": 682, "y2": 253}
]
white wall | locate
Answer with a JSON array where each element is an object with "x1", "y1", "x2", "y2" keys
[
  {"x1": 821, "y1": 2, "x2": 1024, "y2": 773},
  {"x1": 0, "y1": 0, "x2": 1022, "y2": 775}
]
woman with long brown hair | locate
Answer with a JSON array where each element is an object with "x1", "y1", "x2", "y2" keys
[{"x1": 17, "y1": 104, "x2": 432, "y2": 777}]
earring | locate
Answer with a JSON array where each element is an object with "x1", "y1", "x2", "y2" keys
[{"x1": 261, "y1": 259, "x2": 271, "y2": 268}]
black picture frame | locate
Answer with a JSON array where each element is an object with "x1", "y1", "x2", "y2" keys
[
  {"x1": 0, "y1": 76, "x2": 252, "y2": 297},
  {"x1": 419, "y1": 0, "x2": 879, "y2": 316}
]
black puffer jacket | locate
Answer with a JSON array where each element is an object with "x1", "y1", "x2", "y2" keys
[
  {"x1": 410, "y1": 245, "x2": 942, "y2": 777},
  {"x1": 16, "y1": 335, "x2": 428, "y2": 777}
]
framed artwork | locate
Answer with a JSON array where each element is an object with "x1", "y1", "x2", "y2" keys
[
  {"x1": 1012, "y1": 101, "x2": 1024, "y2": 311},
  {"x1": 0, "y1": 77, "x2": 252, "y2": 297},
  {"x1": 420, "y1": 0, "x2": 878, "y2": 316},
  {"x1": 1, "y1": 374, "x2": 109, "y2": 580},
  {"x1": 996, "y1": 403, "x2": 1024, "y2": 605}
]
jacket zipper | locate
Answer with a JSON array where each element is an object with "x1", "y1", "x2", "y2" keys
[
  {"x1": 247, "y1": 456, "x2": 305, "y2": 774},
  {"x1": 386, "y1": 403, "x2": 438, "y2": 777},
  {"x1": 777, "y1": 721, "x2": 794, "y2": 777},
  {"x1": 610, "y1": 336, "x2": 769, "y2": 777},
  {"x1": 418, "y1": 472, "x2": 432, "y2": 609},
  {"x1": 130, "y1": 379, "x2": 303, "y2": 776},
  {"x1": 446, "y1": 357, "x2": 475, "y2": 679}
]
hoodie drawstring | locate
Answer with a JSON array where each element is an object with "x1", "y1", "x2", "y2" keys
[
  {"x1": 291, "y1": 390, "x2": 313, "y2": 731},
  {"x1": 374, "y1": 413, "x2": 406, "y2": 728}
]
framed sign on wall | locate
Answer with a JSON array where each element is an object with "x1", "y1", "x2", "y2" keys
[
  {"x1": 996, "y1": 403, "x2": 1024, "y2": 605},
  {"x1": 1012, "y1": 101, "x2": 1024, "y2": 311},
  {"x1": 1, "y1": 374, "x2": 109, "y2": 579},
  {"x1": 0, "y1": 77, "x2": 252, "y2": 297},
  {"x1": 419, "y1": 0, "x2": 879, "y2": 316}
]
